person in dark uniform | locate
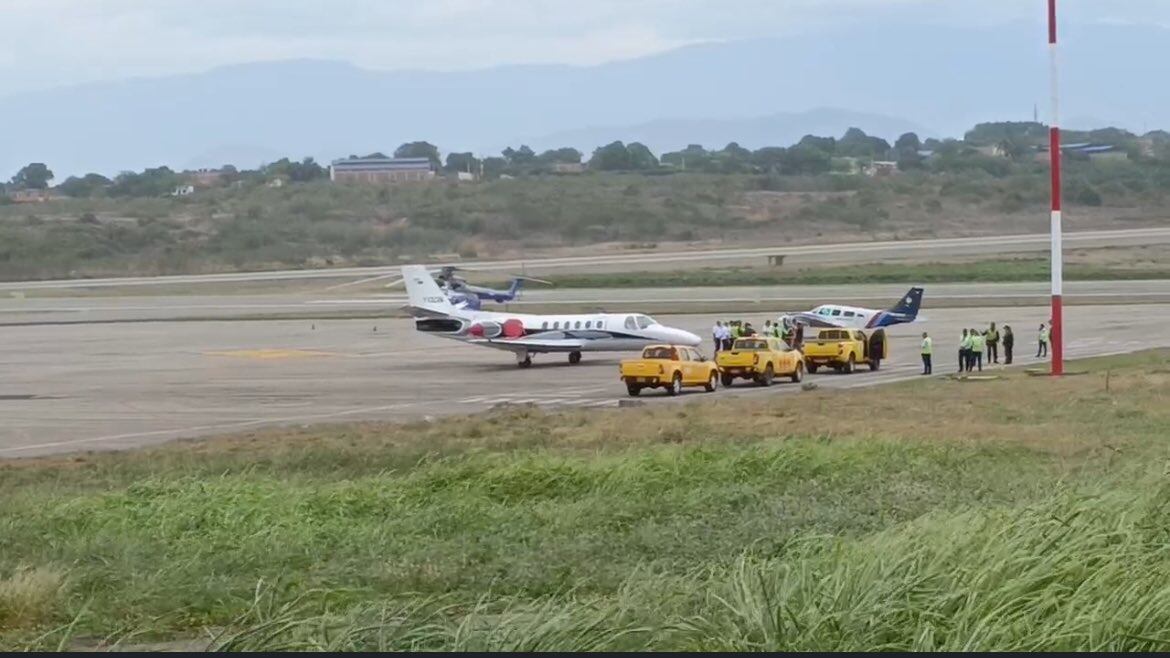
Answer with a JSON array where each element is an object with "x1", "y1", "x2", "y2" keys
[
  {"x1": 986, "y1": 322, "x2": 1000, "y2": 364},
  {"x1": 1002, "y1": 325, "x2": 1014, "y2": 365},
  {"x1": 959, "y1": 328, "x2": 970, "y2": 373}
]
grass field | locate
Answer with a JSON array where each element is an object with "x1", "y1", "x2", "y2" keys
[{"x1": 3, "y1": 351, "x2": 1170, "y2": 650}]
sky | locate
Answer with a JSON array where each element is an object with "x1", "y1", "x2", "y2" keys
[{"x1": 2, "y1": 0, "x2": 1170, "y2": 95}]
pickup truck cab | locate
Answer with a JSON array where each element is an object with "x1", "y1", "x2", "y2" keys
[
  {"x1": 802, "y1": 328, "x2": 887, "y2": 374},
  {"x1": 716, "y1": 337, "x2": 805, "y2": 387},
  {"x1": 619, "y1": 345, "x2": 719, "y2": 396}
]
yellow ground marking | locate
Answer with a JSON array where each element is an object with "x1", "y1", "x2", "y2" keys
[{"x1": 204, "y1": 348, "x2": 340, "y2": 360}]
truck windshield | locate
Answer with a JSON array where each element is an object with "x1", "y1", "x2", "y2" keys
[
  {"x1": 643, "y1": 347, "x2": 676, "y2": 359},
  {"x1": 734, "y1": 339, "x2": 768, "y2": 350}
]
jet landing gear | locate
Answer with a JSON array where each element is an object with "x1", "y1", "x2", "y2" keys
[
  {"x1": 516, "y1": 351, "x2": 532, "y2": 368},
  {"x1": 568, "y1": 351, "x2": 582, "y2": 365}
]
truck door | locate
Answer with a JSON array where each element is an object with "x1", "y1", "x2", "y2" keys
[{"x1": 868, "y1": 329, "x2": 887, "y2": 361}]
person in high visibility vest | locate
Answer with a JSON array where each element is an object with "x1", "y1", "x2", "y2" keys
[
  {"x1": 920, "y1": 331, "x2": 933, "y2": 375},
  {"x1": 970, "y1": 328, "x2": 985, "y2": 372},
  {"x1": 1037, "y1": 323, "x2": 1049, "y2": 357},
  {"x1": 986, "y1": 322, "x2": 1000, "y2": 364},
  {"x1": 959, "y1": 328, "x2": 971, "y2": 373}
]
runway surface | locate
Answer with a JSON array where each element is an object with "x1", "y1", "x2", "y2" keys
[
  {"x1": 3, "y1": 226, "x2": 1169, "y2": 290},
  {"x1": 1, "y1": 280, "x2": 1167, "y2": 324},
  {"x1": 2, "y1": 304, "x2": 1166, "y2": 458}
]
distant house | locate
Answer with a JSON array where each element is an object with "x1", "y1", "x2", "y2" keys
[
  {"x1": 171, "y1": 184, "x2": 195, "y2": 197},
  {"x1": 551, "y1": 162, "x2": 584, "y2": 174},
  {"x1": 266, "y1": 177, "x2": 286, "y2": 188},
  {"x1": 455, "y1": 171, "x2": 476, "y2": 182},
  {"x1": 863, "y1": 161, "x2": 899, "y2": 177},
  {"x1": 330, "y1": 157, "x2": 434, "y2": 184},
  {"x1": 7, "y1": 189, "x2": 62, "y2": 203}
]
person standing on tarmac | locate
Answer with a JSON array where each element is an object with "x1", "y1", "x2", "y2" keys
[
  {"x1": 986, "y1": 322, "x2": 1000, "y2": 364},
  {"x1": 920, "y1": 332, "x2": 933, "y2": 375},
  {"x1": 959, "y1": 328, "x2": 970, "y2": 373},
  {"x1": 712, "y1": 321, "x2": 723, "y2": 353},
  {"x1": 1037, "y1": 323, "x2": 1049, "y2": 357},
  {"x1": 970, "y1": 328, "x2": 985, "y2": 372},
  {"x1": 1003, "y1": 325, "x2": 1014, "y2": 364}
]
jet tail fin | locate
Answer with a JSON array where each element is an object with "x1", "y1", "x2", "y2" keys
[
  {"x1": 508, "y1": 279, "x2": 523, "y2": 298},
  {"x1": 887, "y1": 287, "x2": 924, "y2": 319},
  {"x1": 402, "y1": 265, "x2": 456, "y2": 316}
]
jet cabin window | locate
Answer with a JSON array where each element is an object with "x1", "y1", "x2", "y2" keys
[
  {"x1": 843, "y1": 311, "x2": 856, "y2": 318},
  {"x1": 830, "y1": 309, "x2": 842, "y2": 316},
  {"x1": 624, "y1": 316, "x2": 638, "y2": 330},
  {"x1": 553, "y1": 321, "x2": 560, "y2": 329},
  {"x1": 575, "y1": 321, "x2": 581, "y2": 329}
]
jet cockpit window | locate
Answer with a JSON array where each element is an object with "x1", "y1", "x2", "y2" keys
[
  {"x1": 830, "y1": 309, "x2": 842, "y2": 316},
  {"x1": 635, "y1": 315, "x2": 656, "y2": 329},
  {"x1": 817, "y1": 307, "x2": 832, "y2": 316},
  {"x1": 843, "y1": 311, "x2": 856, "y2": 318},
  {"x1": 624, "y1": 316, "x2": 638, "y2": 330}
]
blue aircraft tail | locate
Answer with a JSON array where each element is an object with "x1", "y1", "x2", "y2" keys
[{"x1": 887, "y1": 287, "x2": 924, "y2": 319}]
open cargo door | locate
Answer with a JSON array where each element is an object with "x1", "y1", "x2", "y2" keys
[{"x1": 867, "y1": 329, "x2": 887, "y2": 370}]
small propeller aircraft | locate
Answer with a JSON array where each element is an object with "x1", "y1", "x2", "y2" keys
[{"x1": 324, "y1": 265, "x2": 551, "y2": 310}]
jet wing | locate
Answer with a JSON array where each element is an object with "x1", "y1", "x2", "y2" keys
[{"x1": 467, "y1": 337, "x2": 585, "y2": 354}]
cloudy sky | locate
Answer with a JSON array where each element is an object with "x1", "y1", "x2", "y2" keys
[{"x1": 2, "y1": 0, "x2": 1167, "y2": 95}]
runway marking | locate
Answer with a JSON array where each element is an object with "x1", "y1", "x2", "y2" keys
[{"x1": 204, "y1": 349, "x2": 339, "y2": 360}]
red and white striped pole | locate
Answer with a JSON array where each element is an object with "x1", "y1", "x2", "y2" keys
[{"x1": 1047, "y1": 0, "x2": 1064, "y2": 375}]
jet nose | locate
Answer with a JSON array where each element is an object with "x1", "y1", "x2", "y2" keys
[{"x1": 674, "y1": 328, "x2": 702, "y2": 346}]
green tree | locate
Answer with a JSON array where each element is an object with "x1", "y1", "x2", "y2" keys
[
  {"x1": 895, "y1": 132, "x2": 921, "y2": 152},
  {"x1": 393, "y1": 142, "x2": 441, "y2": 167},
  {"x1": 11, "y1": 162, "x2": 54, "y2": 189},
  {"x1": 590, "y1": 141, "x2": 632, "y2": 171},
  {"x1": 445, "y1": 152, "x2": 481, "y2": 173},
  {"x1": 797, "y1": 135, "x2": 837, "y2": 155},
  {"x1": 109, "y1": 166, "x2": 182, "y2": 197},
  {"x1": 627, "y1": 142, "x2": 658, "y2": 170},
  {"x1": 57, "y1": 173, "x2": 112, "y2": 197},
  {"x1": 536, "y1": 147, "x2": 582, "y2": 164},
  {"x1": 751, "y1": 146, "x2": 787, "y2": 171}
]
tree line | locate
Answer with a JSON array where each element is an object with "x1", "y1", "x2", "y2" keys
[{"x1": 6, "y1": 122, "x2": 1170, "y2": 199}]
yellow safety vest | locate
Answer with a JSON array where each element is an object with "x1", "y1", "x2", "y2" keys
[{"x1": 921, "y1": 337, "x2": 932, "y2": 355}]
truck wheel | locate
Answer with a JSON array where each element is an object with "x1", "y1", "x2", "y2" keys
[
  {"x1": 704, "y1": 371, "x2": 718, "y2": 392},
  {"x1": 626, "y1": 383, "x2": 642, "y2": 397},
  {"x1": 721, "y1": 373, "x2": 734, "y2": 387},
  {"x1": 667, "y1": 372, "x2": 683, "y2": 396},
  {"x1": 807, "y1": 363, "x2": 819, "y2": 374},
  {"x1": 791, "y1": 363, "x2": 804, "y2": 383},
  {"x1": 757, "y1": 364, "x2": 774, "y2": 387},
  {"x1": 868, "y1": 359, "x2": 880, "y2": 371},
  {"x1": 844, "y1": 354, "x2": 855, "y2": 374}
]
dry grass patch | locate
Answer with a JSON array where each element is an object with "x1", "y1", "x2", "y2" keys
[{"x1": 0, "y1": 566, "x2": 67, "y2": 631}]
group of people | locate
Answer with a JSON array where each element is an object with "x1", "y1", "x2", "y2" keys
[
  {"x1": 711, "y1": 319, "x2": 802, "y2": 352},
  {"x1": 918, "y1": 321, "x2": 1053, "y2": 375}
]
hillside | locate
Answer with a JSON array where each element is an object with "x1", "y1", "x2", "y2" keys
[{"x1": 3, "y1": 21, "x2": 1170, "y2": 176}]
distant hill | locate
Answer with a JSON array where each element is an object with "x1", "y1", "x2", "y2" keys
[
  {"x1": 521, "y1": 109, "x2": 931, "y2": 155},
  {"x1": 2, "y1": 20, "x2": 1169, "y2": 176}
]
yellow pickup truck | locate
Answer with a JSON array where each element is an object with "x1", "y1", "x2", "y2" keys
[
  {"x1": 716, "y1": 337, "x2": 805, "y2": 387},
  {"x1": 802, "y1": 328, "x2": 887, "y2": 374},
  {"x1": 619, "y1": 345, "x2": 719, "y2": 396}
]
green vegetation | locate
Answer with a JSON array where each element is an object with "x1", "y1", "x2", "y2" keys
[
  {"x1": 3, "y1": 351, "x2": 1170, "y2": 650},
  {"x1": 2, "y1": 122, "x2": 1170, "y2": 282}
]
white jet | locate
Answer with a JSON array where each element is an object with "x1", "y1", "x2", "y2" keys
[
  {"x1": 401, "y1": 265, "x2": 701, "y2": 367},
  {"x1": 779, "y1": 287, "x2": 924, "y2": 330}
]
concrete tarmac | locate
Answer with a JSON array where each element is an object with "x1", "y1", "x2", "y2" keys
[
  {"x1": 3, "y1": 226, "x2": 1169, "y2": 291},
  {"x1": 1, "y1": 304, "x2": 1165, "y2": 458},
  {"x1": 2, "y1": 280, "x2": 1168, "y2": 325}
]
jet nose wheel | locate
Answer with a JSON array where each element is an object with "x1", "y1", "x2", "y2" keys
[{"x1": 568, "y1": 351, "x2": 582, "y2": 365}]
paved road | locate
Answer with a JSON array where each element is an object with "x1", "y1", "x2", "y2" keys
[
  {"x1": 3, "y1": 227, "x2": 1169, "y2": 290},
  {"x1": 1, "y1": 304, "x2": 1165, "y2": 458},
  {"x1": 1, "y1": 280, "x2": 1167, "y2": 325}
]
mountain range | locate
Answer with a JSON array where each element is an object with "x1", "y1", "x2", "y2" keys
[{"x1": 2, "y1": 20, "x2": 1168, "y2": 177}]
